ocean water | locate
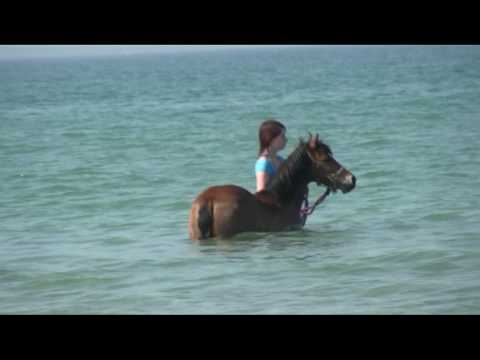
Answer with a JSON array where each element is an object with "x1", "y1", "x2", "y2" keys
[{"x1": 1, "y1": 45, "x2": 480, "y2": 314}]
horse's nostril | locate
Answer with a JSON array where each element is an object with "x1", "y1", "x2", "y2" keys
[{"x1": 352, "y1": 175, "x2": 356, "y2": 187}]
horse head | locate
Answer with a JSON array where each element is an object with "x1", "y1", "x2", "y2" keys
[{"x1": 305, "y1": 133, "x2": 356, "y2": 194}]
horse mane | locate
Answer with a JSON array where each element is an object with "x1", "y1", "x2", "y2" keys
[
  {"x1": 264, "y1": 137, "x2": 333, "y2": 202},
  {"x1": 265, "y1": 139, "x2": 311, "y2": 203}
]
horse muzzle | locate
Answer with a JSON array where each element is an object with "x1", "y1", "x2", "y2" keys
[{"x1": 339, "y1": 174, "x2": 356, "y2": 193}]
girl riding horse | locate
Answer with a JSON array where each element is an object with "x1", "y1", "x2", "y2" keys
[{"x1": 188, "y1": 132, "x2": 356, "y2": 240}]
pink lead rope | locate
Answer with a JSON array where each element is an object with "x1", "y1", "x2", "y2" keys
[{"x1": 299, "y1": 188, "x2": 331, "y2": 217}]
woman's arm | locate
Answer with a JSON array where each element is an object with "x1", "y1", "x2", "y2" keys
[{"x1": 256, "y1": 171, "x2": 269, "y2": 192}]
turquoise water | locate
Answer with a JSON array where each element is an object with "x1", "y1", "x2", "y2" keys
[{"x1": 1, "y1": 45, "x2": 480, "y2": 314}]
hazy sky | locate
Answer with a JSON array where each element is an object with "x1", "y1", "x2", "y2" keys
[{"x1": 0, "y1": 45, "x2": 300, "y2": 60}]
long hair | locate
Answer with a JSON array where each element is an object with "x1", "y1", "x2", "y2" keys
[{"x1": 258, "y1": 119, "x2": 286, "y2": 156}]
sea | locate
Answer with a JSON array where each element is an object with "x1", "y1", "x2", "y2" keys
[{"x1": 1, "y1": 45, "x2": 479, "y2": 314}]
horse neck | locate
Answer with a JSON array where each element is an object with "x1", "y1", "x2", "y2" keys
[
  {"x1": 267, "y1": 150, "x2": 312, "y2": 208},
  {"x1": 290, "y1": 183, "x2": 310, "y2": 210}
]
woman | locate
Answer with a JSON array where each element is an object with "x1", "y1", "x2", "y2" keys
[{"x1": 255, "y1": 119, "x2": 288, "y2": 192}]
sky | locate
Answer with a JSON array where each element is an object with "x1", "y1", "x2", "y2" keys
[{"x1": 0, "y1": 45, "x2": 301, "y2": 60}]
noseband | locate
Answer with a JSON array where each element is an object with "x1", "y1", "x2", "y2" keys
[
  {"x1": 306, "y1": 150, "x2": 344, "y2": 191},
  {"x1": 300, "y1": 151, "x2": 345, "y2": 219},
  {"x1": 327, "y1": 166, "x2": 344, "y2": 190}
]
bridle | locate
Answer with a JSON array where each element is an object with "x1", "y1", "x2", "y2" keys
[
  {"x1": 300, "y1": 150, "x2": 345, "y2": 218},
  {"x1": 327, "y1": 165, "x2": 345, "y2": 191},
  {"x1": 306, "y1": 150, "x2": 344, "y2": 192}
]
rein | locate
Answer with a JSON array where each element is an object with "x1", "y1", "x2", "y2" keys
[
  {"x1": 299, "y1": 187, "x2": 331, "y2": 217},
  {"x1": 299, "y1": 152, "x2": 342, "y2": 217}
]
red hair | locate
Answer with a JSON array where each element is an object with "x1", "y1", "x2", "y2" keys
[{"x1": 258, "y1": 119, "x2": 286, "y2": 156}]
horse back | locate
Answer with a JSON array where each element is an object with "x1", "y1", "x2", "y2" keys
[
  {"x1": 197, "y1": 184, "x2": 254, "y2": 203},
  {"x1": 197, "y1": 185, "x2": 279, "y2": 211},
  {"x1": 190, "y1": 184, "x2": 273, "y2": 239}
]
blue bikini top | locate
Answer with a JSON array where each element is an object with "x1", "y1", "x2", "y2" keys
[{"x1": 254, "y1": 156, "x2": 284, "y2": 177}]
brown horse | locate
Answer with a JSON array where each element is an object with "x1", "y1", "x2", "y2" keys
[{"x1": 188, "y1": 133, "x2": 356, "y2": 240}]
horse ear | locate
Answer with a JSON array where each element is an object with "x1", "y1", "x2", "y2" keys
[{"x1": 308, "y1": 132, "x2": 316, "y2": 148}]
